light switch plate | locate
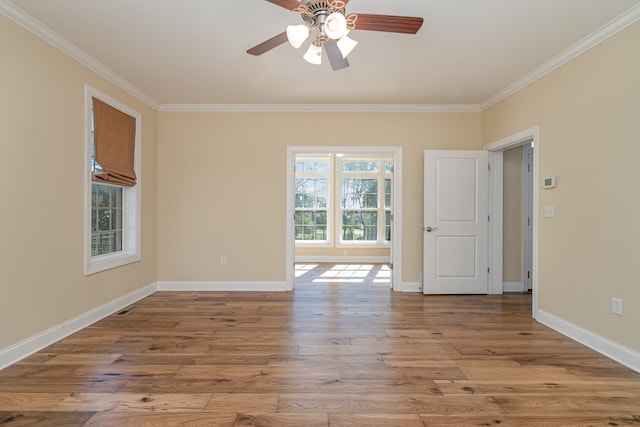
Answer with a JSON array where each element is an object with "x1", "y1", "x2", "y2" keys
[{"x1": 544, "y1": 205, "x2": 555, "y2": 218}]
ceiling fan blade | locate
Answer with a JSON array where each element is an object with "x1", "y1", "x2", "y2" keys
[
  {"x1": 353, "y1": 14, "x2": 424, "y2": 34},
  {"x1": 324, "y1": 39, "x2": 349, "y2": 71},
  {"x1": 265, "y1": 0, "x2": 301, "y2": 11},
  {"x1": 247, "y1": 32, "x2": 289, "y2": 56}
]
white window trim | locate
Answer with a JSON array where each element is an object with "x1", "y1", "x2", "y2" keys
[
  {"x1": 336, "y1": 156, "x2": 392, "y2": 248},
  {"x1": 294, "y1": 155, "x2": 333, "y2": 248},
  {"x1": 84, "y1": 85, "x2": 141, "y2": 275}
]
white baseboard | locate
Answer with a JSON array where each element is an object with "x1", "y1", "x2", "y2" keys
[
  {"x1": 537, "y1": 309, "x2": 640, "y2": 373},
  {"x1": 157, "y1": 281, "x2": 290, "y2": 292},
  {"x1": 503, "y1": 281, "x2": 526, "y2": 292},
  {"x1": 295, "y1": 256, "x2": 391, "y2": 263},
  {"x1": 395, "y1": 282, "x2": 421, "y2": 292},
  {"x1": 0, "y1": 282, "x2": 157, "y2": 370}
]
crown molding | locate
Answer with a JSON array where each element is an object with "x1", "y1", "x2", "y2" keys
[
  {"x1": 480, "y1": 3, "x2": 640, "y2": 111},
  {"x1": 0, "y1": 0, "x2": 160, "y2": 110},
  {"x1": 157, "y1": 103, "x2": 482, "y2": 113},
  {"x1": 3, "y1": 0, "x2": 638, "y2": 114}
]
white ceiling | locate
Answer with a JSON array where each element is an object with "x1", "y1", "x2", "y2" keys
[{"x1": 3, "y1": 0, "x2": 640, "y2": 109}]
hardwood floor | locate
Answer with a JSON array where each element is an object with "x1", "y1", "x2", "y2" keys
[{"x1": 1, "y1": 263, "x2": 639, "y2": 426}]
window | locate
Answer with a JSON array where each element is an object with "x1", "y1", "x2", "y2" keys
[
  {"x1": 84, "y1": 85, "x2": 141, "y2": 275},
  {"x1": 294, "y1": 158, "x2": 331, "y2": 245},
  {"x1": 338, "y1": 157, "x2": 392, "y2": 246},
  {"x1": 294, "y1": 154, "x2": 392, "y2": 248}
]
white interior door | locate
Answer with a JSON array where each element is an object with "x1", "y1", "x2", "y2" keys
[{"x1": 423, "y1": 150, "x2": 489, "y2": 294}]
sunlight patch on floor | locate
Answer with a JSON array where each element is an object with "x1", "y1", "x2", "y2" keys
[{"x1": 295, "y1": 264, "x2": 318, "y2": 277}]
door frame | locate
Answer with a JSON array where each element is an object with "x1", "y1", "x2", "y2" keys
[
  {"x1": 522, "y1": 144, "x2": 534, "y2": 291},
  {"x1": 285, "y1": 146, "x2": 403, "y2": 291},
  {"x1": 484, "y1": 126, "x2": 540, "y2": 319}
]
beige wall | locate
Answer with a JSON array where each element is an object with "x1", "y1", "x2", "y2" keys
[
  {"x1": 157, "y1": 112, "x2": 483, "y2": 284},
  {"x1": 503, "y1": 146, "x2": 523, "y2": 282},
  {"x1": 484, "y1": 21, "x2": 640, "y2": 352},
  {"x1": 0, "y1": 16, "x2": 158, "y2": 349}
]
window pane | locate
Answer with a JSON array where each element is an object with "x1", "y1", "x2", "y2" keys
[
  {"x1": 295, "y1": 178, "x2": 327, "y2": 208},
  {"x1": 385, "y1": 161, "x2": 392, "y2": 173},
  {"x1": 315, "y1": 211, "x2": 327, "y2": 225},
  {"x1": 96, "y1": 184, "x2": 111, "y2": 207},
  {"x1": 342, "y1": 211, "x2": 377, "y2": 241},
  {"x1": 342, "y1": 161, "x2": 378, "y2": 172},
  {"x1": 91, "y1": 183, "x2": 124, "y2": 257},
  {"x1": 341, "y1": 179, "x2": 378, "y2": 208},
  {"x1": 295, "y1": 209, "x2": 328, "y2": 241},
  {"x1": 386, "y1": 211, "x2": 391, "y2": 241},
  {"x1": 295, "y1": 160, "x2": 328, "y2": 172},
  {"x1": 385, "y1": 178, "x2": 391, "y2": 209}
]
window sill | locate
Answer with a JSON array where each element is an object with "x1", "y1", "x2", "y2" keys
[{"x1": 85, "y1": 252, "x2": 140, "y2": 276}]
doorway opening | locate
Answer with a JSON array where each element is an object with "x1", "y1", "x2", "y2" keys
[
  {"x1": 502, "y1": 143, "x2": 534, "y2": 293},
  {"x1": 286, "y1": 146, "x2": 403, "y2": 291},
  {"x1": 485, "y1": 126, "x2": 540, "y2": 319}
]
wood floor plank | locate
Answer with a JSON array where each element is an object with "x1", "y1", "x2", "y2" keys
[
  {"x1": 0, "y1": 377, "x2": 128, "y2": 393},
  {"x1": 419, "y1": 414, "x2": 640, "y2": 426},
  {"x1": 276, "y1": 393, "x2": 504, "y2": 415},
  {"x1": 51, "y1": 392, "x2": 211, "y2": 412},
  {"x1": 328, "y1": 413, "x2": 423, "y2": 427},
  {"x1": 435, "y1": 379, "x2": 640, "y2": 397},
  {"x1": 340, "y1": 366, "x2": 467, "y2": 381},
  {"x1": 493, "y1": 395, "x2": 640, "y2": 416},
  {"x1": 0, "y1": 264, "x2": 637, "y2": 424},
  {"x1": 0, "y1": 393, "x2": 69, "y2": 411},
  {"x1": 203, "y1": 393, "x2": 278, "y2": 412},
  {"x1": 0, "y1": 411, "x2": 95, "y2": 426},
  {"x1": 458, "y1": 365, "x2": 583, "y2": 381},
  {"x1": 84, "y1": 411, "x2": 237, "y2": 426},
  {"x1": 234, "y1": 412, "x2": 329, "y2": 427}
]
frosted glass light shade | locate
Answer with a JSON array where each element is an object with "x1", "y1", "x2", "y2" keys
[
  {"x1": 324, "y1": 12, "x2": 348, "y2": 40},
  {"x1": 337, "y1": 34, "x2": 358, "y2": 58},
  {"x1": 303, "y1": 43, "x2": 322, "y2": 65},
  {"x1": 287, "y1": 24, "x2": 310, "y2": 49}
]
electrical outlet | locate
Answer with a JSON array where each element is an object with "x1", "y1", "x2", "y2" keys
[
  {"x1": 611, "y1": 297, "x2": 623, "y2": 316},
  {"x1": 220, "y1": 256, "x2": 228, "y2": 266}
]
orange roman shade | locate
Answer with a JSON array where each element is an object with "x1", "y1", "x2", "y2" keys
[{"x1": 92, "y1": 97, "x2": 137, "y2": 187}]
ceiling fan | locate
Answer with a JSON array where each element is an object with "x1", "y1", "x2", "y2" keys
[{"x1": 247, "y1": 0, "x2": 424, "y2": 71}]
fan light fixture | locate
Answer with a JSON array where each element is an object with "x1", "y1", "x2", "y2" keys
[
  {"x1": 324, "y1": 12, "x2": 348, "y2": 39},
  {"x1": 303, "y1": 41, "x2": 323, "y2": 65},
  {"x1": 247, "y1": 0, "x2": 424, "y2": 72},
  {"x1": 337, "y1": 33, "x2": 357, "y2": 58},
  {"x1": 286, "y1": 24, "x2": 310, "y2": 49},
  {"x1": 289, "y1": 0, "x2": 357, "y2": 67}
]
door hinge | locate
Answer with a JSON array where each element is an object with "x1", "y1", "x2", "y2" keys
[
  {"x1": 488, "y1": 215, "x2": 490, "y2": 222},
  {"x1": 487, "y1": 267, "x2": 490, "y2": 274},
  {"x1": 488, "y1": 163, "x2": 491, "y2": 171},
  {"x1": 527, "y1": 270, "x2": 531, "y2": 279}
]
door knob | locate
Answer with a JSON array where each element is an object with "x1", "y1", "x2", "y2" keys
[{"x1": 425, "y1": 226, "x2": 438, "y2": 232}]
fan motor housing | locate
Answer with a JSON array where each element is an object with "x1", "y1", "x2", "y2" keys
[{"x1": 300, "y1": 0, "x2": 345, "y2": 27}]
